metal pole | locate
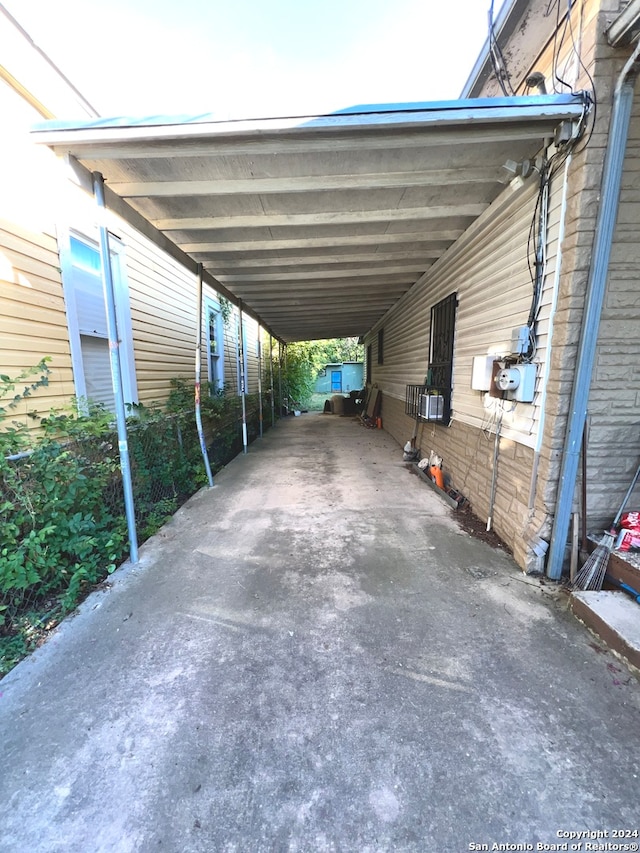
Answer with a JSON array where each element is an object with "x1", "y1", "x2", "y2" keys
[
  {"x1": 269, "y1": 334, "x2": 275, "y2": 427},
  {"x1": 257, "y1": 326, "x2": 263, "y2": 438},
  {"x1": 284, "y1": 343, "x2": 288, "y2": 407},
  {"x1": 278, "y1": 341, "x2": 283, "y2": 417},
  {"x1": 92, "y1": 172, "x2": 139, "y2": 564},
  {"x1": 238, "y1": 301, "x2": 248, "y2": 454},
  {"x1": 486, "y1": 404, "x2": 504, "y2": 533},
  {"x1": 195, "y1": 264, "x2": 214, "y2": 487}
]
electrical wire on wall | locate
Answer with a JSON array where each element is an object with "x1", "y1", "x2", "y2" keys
[
  {"x1": 488, "y1": 0, "x2": 515, "y2": 95},
  {"x1": 479, "y1": 0, "x2": 596, "y2": 539},
  {"x1": 523, "y1": 0, "x2": 597, "y2": 360},
  {"x1": 544, "y1": 0, "x2": 597, "y2": 141}
]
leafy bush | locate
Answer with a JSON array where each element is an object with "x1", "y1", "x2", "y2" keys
[{"x1": 1, "y1": 368, "x2": 267, "y2": 676}]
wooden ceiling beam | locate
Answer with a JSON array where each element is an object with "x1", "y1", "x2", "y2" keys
[
  {"x1": 156, "y1": 205, "x2": 484, "y2": 231},
  {"x1": 199, "y1": 252, "x2": 437, "y2": 268},
  {"x1": 181, "y1": 232, "x2": 461, "y2": 252},
  {"x1": 217, "y1": 265, "x2": 426, "y2": 282},
  {"x1": 110, "y1": 167, "x2": 500, "y2": 198},
  {"x1": 53, "y1": 124, "x2": 550, "y2": 161}
]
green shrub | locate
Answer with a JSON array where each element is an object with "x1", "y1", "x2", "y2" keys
[{"x1": 1, "y1": 366, "x2": 268, "y2": 676}]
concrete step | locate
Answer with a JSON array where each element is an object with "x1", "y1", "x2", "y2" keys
[
  {"x1": 607, "y1": 546, "x2": 640, "y2": 589},
  {"x1": 570, "y1": 590, "x2": 640, "y2": 674}
]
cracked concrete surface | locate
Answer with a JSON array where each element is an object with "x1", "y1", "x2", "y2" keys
[{"x1": 0, "y1": 414, "x2": 638, "y2": 853}]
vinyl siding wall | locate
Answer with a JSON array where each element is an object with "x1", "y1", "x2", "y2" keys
[
  {"x1": 0, "y1": 219, "x2": 76, "y2": 423},
  {"x1": 366, "y1": 0, "x2": 618, "y2": 571},
  {"x1": 365, "y1": 173, "x2": 566, "y2": 569},
  {"x1": 1, "y1": 64, "x2": 260, "y2": 430},
  {"x1": 0, "y1": 73, "x2": 76, "y2": 428}
]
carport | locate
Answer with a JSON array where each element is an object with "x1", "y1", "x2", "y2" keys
[
  {"x1": 33, "y1": 94, "x2": 586, "y2": 343},
  {"x1": 2, "y1": 93, "x2": 637, "y2": 850},
  {"x1": 32, "y1": 94, "x2": 587, "y2": 562}
]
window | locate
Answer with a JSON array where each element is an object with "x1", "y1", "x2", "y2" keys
[
  {"x1": 366, "y1": 344, "x2": 372, "y2": 384},
  {"x1": 404, "y1": 293, "x2": 457, "y2": 425},
  {"x1": 60, "y1": 232, "x2": 137, "y2": 412},
  {"x1": 377, "y1": 328, "x2": 384, "y2": 365},
  {"x1": 427, "y1": 292, "x2": 457, "y2": 425},
  {"x1": 206, "y1": 301, "x2": 224, "y2": 392}
]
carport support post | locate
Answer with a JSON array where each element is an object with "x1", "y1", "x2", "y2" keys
[
  {"x1": 278, "y1": 341, "x2": 283, "y2": 417},
  {"x1": 238, "y1": 301, "x2": 248, "y2": 454},
  {"x1": 257, "y1": 327, "x2": 263, "y2": 438},
  {"x1": 92, "y1": 171, "x2": 139, "y2": 564},
  {"x1": 194, "y1": 264, "x2": 214, "y2": 487},
  {"x1": 269, "y1": 335, "x2": 275, "y2": 427}
]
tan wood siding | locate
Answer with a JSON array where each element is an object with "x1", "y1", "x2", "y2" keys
[
  {"x1": 368, "y1": 174, "x2": 566, "y2": 449},
  {"x1": 0, "y1": 220, "x2": 75, "y2": 426}
]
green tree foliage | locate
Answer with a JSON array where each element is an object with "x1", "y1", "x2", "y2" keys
[{"x1": 266, "y1": 337, "x2": 363, "y2": 408}]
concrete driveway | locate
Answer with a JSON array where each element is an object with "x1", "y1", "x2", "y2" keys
[{"x1": 1, "y1": 413, "x2": 638, "y2": 853}]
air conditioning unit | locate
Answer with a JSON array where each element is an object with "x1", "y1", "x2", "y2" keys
[{"x1": 419, "y1": 393, "x2": 444, "y2": 420}]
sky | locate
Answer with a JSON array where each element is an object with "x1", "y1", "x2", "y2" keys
[{"x1": 4, "y1": 0, "x2": 505, "y2": 120}]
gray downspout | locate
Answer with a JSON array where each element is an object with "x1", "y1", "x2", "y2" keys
[
  {"x1": 269, "y1": 335, "x2": 275, "y2": 427},
  {"x1": 92, "y1": 172, "x2": 139, "y2": 564},
  {"x1": 194, "y1": 264, "x2": 214, "y2": 488},
  {"x1": 238, "y1": 301, "x2": 248, "y2": 454},
  {"x1": 547, "y1": 44, "x2": 640, "y2": 579}
]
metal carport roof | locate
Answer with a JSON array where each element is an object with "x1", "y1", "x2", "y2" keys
[{"x1": 32, "y1": 94, "x2": 586, "y2": 343}]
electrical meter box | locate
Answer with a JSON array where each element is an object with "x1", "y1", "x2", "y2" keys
[
  {"x1": 510, "y1": 326, "x2": 530, "y2": 355},
  {"x1": 471, "y1": 356, "x2": 494, "y2": 391},
  {"x1": 495, "y1": 364, "x2": 536, "y2": 402}
]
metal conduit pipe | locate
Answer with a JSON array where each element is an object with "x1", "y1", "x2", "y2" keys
[
  {"x1": 547, "y1": 43, "x2": 640, "y2": 579},
  {"x1": 92, "y1": 171, "x2": 139, "y2": 564},
  {"x1": 194, "y1": 263, "x2": 214, "y2": 488},
  {"x1": 528, "y1": 154, "x2": 573, "y2": 512}
]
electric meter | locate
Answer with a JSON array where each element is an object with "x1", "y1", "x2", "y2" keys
[{"x1": 495, "y1": 368, "x2": 520, "y2": 391}]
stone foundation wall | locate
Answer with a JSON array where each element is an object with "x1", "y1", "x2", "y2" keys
[{"x1": 381, "y1": 393, "x2": 537, "y2": 571}]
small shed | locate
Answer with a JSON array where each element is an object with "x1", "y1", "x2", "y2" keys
[{"x1": 315, "y1": 362, "x2": 364, "y2": 395}]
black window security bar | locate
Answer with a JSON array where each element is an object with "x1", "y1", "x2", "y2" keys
[{"x1": 405, "y1": 384, "x2": 451, "y2": 426}]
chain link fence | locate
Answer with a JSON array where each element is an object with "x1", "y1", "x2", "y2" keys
[{"x1": 0, "y1": 393, "x2": 267, "y2": 674}]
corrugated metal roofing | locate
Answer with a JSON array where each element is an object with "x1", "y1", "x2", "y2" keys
[{"x1": 32, "y1": 94, "x2": 586, "y2": 342}]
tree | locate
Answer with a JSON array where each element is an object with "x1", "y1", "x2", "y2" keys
[{"x1": 264, "y1": 337, "x2": 364, "y2": 409}]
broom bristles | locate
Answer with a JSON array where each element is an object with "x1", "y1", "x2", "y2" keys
[{"x1": 571, "y1": 531, "x2": 616, "y2": 591}]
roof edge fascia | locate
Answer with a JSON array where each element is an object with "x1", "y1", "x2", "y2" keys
[{"x1": 31, "y1": 93, "x2": 586, "y2": 148}]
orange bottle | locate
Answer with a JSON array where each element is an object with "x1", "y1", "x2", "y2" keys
[{"x1": 430, "y1": 465, "x2": 444, "y2": 489}]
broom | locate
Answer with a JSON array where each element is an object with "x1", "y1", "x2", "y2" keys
[{"x1": 572, "y1": 460, "x2": 640, "y2": 591}]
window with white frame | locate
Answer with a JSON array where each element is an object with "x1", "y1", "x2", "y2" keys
[
  {"x1": 60, "y1": 232, "x2": 138, "y2": 412},
  {"x1": 206, "y1": 300, "x2": 224, "y2": 392}
]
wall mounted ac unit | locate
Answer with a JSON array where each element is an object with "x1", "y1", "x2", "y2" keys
[{"x1": 419, "y1": 394, "x2": 444, "y2": 420}]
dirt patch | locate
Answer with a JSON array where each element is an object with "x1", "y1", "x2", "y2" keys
[{"x1": 455, "y1": 502, "x2": 510, "y2": 552}]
